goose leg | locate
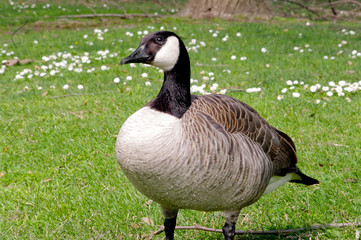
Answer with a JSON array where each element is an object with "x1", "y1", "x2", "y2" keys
[
  {"x1": 222, "y1": 210, "x2": 240, "y2": 240},
  {"x1": 161, "y1": 206, "x2": 178, "y2": 240}
]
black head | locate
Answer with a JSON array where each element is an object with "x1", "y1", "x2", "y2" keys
[{"x1": 120, "y1": 31, "x2": 182, "y2": 71}]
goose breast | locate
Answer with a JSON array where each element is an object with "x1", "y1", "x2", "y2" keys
[{"x1": 116, "y1": 95, "x2": 275, "y2": 211}]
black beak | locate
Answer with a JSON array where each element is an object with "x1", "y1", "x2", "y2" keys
[{"x1": 120, "y1": 45, "x2": 150, "y2": 65}]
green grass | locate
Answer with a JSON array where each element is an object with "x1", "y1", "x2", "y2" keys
[
  {"x1": 0, "y1": 0, "x2": 183, "y2": 28},
  {"x1": 1, "y1": 1, "x2": 361, "y2": 239}
]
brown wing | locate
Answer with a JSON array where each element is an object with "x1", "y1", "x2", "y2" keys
[{"x1": 190, "y1": 94, "x2": 297, "y2": 176}]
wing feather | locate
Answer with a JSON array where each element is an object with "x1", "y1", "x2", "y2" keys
[{"x1": 188, "y1": 94, "x2": 298, "y2": 176}]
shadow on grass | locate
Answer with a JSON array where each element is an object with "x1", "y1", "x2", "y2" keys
[
  {"x1": 208, "y1": 232, "x2": 316, "y2": 240},
  {"x1": 156, "y1": 227, "x2": 322, "y2": 240}
]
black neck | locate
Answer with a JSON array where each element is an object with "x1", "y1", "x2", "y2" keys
[{"x1": 148, "y1": 43, "x2": 192, "y2": 118}]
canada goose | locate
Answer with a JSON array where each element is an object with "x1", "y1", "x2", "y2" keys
[{"x1": 116, "y1": 31, "x2": 319, "y2": 240}]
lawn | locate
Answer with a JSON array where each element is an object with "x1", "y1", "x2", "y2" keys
[{"x1": 0, "y1": 1, "x2": 361, "y2": 239}]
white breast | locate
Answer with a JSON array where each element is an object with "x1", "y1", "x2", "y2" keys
[
  {"x1": 115, "y1": 107, "x2": 187, "y2": 201},
  {"x1": 116, "y1": 106, "x2": 273, "y2": 211},
  {"x1": 116, "y1": 107, "x2": 182, "y2": 171}
]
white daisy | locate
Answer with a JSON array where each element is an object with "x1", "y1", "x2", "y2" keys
[{"x1": 292, "y1": 92, "x2": 300, "y2": 98}]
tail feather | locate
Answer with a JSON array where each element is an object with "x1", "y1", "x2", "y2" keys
[
  {"x1": 290, "y1": 169, "x2": 319, "y2": 185},
  {"x1": 263, "y1": 170, "x2": 318, "y2": 196}
]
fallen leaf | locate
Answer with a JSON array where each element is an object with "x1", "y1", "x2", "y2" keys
[
  {"x1": 343, "y1": 178, "x2": 358, "y2": 183},
  {"x1": 129, "y1": 223, "x2": 140, "y2": 229},
  {"x1": 3, "y1": 59, "x2": 34, "y2": 66},
  {"x1": 42, "y1": 91, "x2": 48, "y2": 97},
  {"x1": 70, "y1": 112, "x2": 84, "y2": 119},
  {"x1": 4, "y1": 59, "x2": 19, "y2": 66},
  {"x1": 0, "y1": 172, "x2": 5, "y2": 178},
  {"x1": 141, "y1": 217, "x2": 154, "y2": 226},
  {"x1": 19, "y1": 59, "x2": 33, "y2": 65},
  {"x1": 43, "y1": 178, "x2": 52, "y2": 182}
]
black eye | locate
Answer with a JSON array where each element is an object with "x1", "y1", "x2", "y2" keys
[{"x1": 155, "y1": 36, "x2": 164, "y2": 43}]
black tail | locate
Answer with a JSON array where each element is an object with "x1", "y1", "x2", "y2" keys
[{"x1": 290, "y1": 169, "x2": 319, "y2": 185}]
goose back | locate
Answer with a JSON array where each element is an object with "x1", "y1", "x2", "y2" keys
[
  {"x1": 190, "y1": 94, "x2": 299, "y2": 177},
  {"x1": 116, "y1": 93, "x2": 302, "y2": 211}
]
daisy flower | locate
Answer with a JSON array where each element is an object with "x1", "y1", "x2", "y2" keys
[{"x1": 292, "y1": 92, "x2": 300, "y2": 98}]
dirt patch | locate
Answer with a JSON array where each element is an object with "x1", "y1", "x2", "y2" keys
[{"x1": 31, "y1": 18, "x2": 130, "y2": 31}]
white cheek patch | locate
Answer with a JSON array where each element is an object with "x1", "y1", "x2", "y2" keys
[{"x1": 152, "y1": 36, "x2": 180, "y2": 71}]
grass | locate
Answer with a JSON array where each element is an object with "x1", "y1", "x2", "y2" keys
[{"x1": 1, "y1": 1, "x2": 361, "y2": 239}]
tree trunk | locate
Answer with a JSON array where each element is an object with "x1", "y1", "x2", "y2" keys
[{"x1": 178, "y1": 0, "x2": 273, "y2": 19}]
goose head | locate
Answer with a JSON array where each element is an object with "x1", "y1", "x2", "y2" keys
[
  {"x1": 120, "y1": 31, "x2": 192, "y2": 118},
  {"x1": 120, "y1": 31, "x2": 187, "y2": 72}
]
